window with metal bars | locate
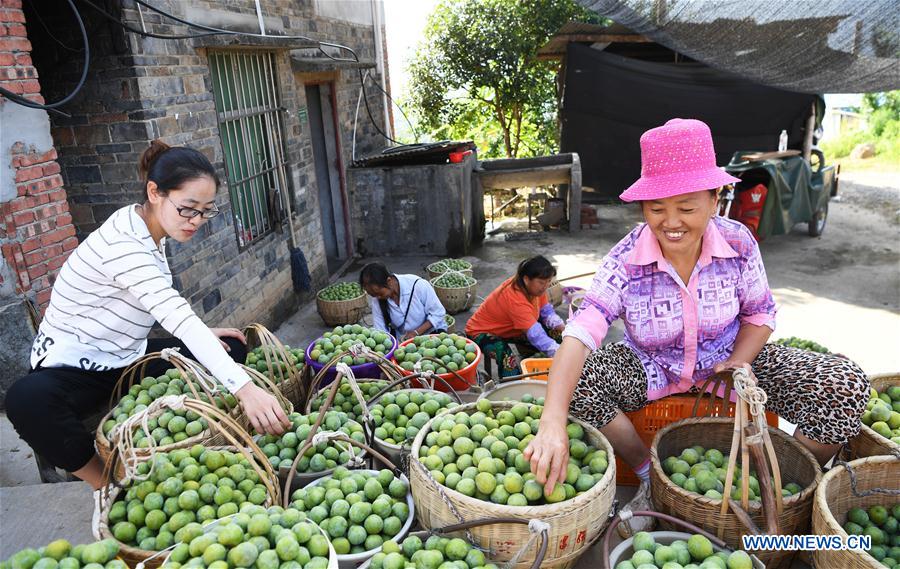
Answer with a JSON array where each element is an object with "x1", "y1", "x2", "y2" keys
[{"x1": 208, "y1": 50, "x2": 289, "y2": 248}]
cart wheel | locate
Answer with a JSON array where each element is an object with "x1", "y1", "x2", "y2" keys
[{"x1": 808, "y1": 202, "x2": 828, "y2": 237}]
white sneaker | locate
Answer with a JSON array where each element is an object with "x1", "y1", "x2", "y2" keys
[{"x1": 617, "y1": 481, "x2": 657, "y2": 538}]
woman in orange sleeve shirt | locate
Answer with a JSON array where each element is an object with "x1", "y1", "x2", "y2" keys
[{"x1": 465, "y1": 256, "x2": 565, "y2": 377}]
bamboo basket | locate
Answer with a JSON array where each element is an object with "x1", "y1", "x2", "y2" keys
[
  {"x1": 410, "y1": 401, "x2": 617, "y2": 569},
  {"x1": 97, "y1": 354, "x2": 292, "y2": 481},
  {"x1": 650, "y1": 418, "x2": 822, "y2": 569},
  {"x1": 244, "y1": 322, "x2": 306, "y2": 406},
  {"x1": 156, "y1": 516, "x2": 339, "y2": 569},
  {"x1": 316, "y1": 289, "x2": 369, "y2": 326},
  {"x1": 431, "y1": 275, "x2": 477, "y2": 314},
  {"x1": 601, "y1": 511, "x2": 766, "y2": 569},
  {"x1": 358, "y1": 518, "x2": 549, "y2": 569},
  {"x1": 812, "y1": 455, "x2": 900, "y2": 569},
  {"x1": 426, "y1": 259, "x2": 473, "y2": 280},
  {"x1": 95, "y1": 351, "x2": 233, "y2": 481},
  {"x1": 305, "y1": 377, "x2": 394, "y2": 422},
  {"x1": 284, "y1": 437, "x2": 414, "y2": 569},
  {"x1": 548, "y1": 278, "x2": 563, "y2": 307},
  {"x1": 97, "y1": 399, "x2": 281, "y2": 569},
  {"x1": 367, "y1": 387, "x2": 461, "y2": 466},
  {"x1": 849, "y1": 373, "x2": 900, "y2": 460}
]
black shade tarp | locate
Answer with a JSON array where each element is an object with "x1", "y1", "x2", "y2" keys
[
  {"x1": 561, "y1": 43, "x2": 821, "y2": 199},
  {"x1": 576, "y1": 0, "x2": 900, "y2": 94}
]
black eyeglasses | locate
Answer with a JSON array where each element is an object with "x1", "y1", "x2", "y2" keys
[{"x1": 167, "y1": 198, "x2": 220, "y2": 219}]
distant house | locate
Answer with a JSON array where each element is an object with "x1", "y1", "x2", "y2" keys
[{"x1": 821, "y1": 108, "x2": 868, "y2": 141}]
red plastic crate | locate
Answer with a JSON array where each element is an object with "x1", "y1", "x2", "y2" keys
[{"x1": 617, "y1": 394, "x2": 779, "y2": 486}]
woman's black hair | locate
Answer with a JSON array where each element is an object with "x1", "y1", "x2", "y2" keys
[
  {"x1": 139, "y1": 139, "x2": 220, "y2": 198},
  {"x1": 359, "y1": 262, "x2": 392, "y2": 288},
  {"x1": 515, "y1": 255, "x2": 556, "y2": 291}
]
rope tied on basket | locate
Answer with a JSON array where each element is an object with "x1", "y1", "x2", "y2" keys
[
  {"x1": 733, "y1": 367, "x2": 768, "y2": 422},
  {"x1": 412, "y1": 361, "x2": 436, "y2": 389},
  {"x1": 348, "y1": 342, "x2": 370, "y2": 358},
  {"x1": 335, "y1": 362, "x2": 373, "y2": 424},
  {"x1": 160, "y1": 347, "x2": 221, "y2": 396},
  {"x1": 311, "y1": 430, "x2": 365, "y2": 468},
  {"x1": 718, "y1": 366, "x2": 784, "y2": 538},
  {"x1": 109, "y1": 394, "x2": 190, "y2": 483},
  {"x1": 834, "y1": 448, "x2": 900, "y2": 498},
  {"x1": 411, "y1": 457, "x2": 486, "y2": 551},
  {"x1": 159, "y1": 347, "x2": 180, "y2": 361},
  {"x1": 502, "y1": 519, "x2": 550, "y2": 569}
]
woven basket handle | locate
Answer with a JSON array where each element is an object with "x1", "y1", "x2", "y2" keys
[
  {"x1": 307, "y1": 339, "x2": 401, "y2": 397},
  {"x1": 283, "y1": 432, "x2": 400, "y2": 507},
  {"x1": 718, "y1": 367, "x2": 782, "y2": 539},
  {"x1": 408, "y1": 517, "x2": 549, "y2": 569},
  {"x1": 103, "y1": 397, "x2": 280, "y2": 503},
  {"x1": 243, "y1": 322, "x2": 302, "y2": 387},
  {"x1": 106, "y1": 350, "x2": 230, "y2": 415},
  {"x1": 239, "y1": 363, "x2": 294, "y2": 415},
  {"x1": 691, "y1": 371, "x2": 735, "y2": 418},
  {"x1": 600, "y1": 510, "x2": 731, "y2": 569},
  {"x1": 415, "y1": 355, "x2": 477, "y2": 390}
]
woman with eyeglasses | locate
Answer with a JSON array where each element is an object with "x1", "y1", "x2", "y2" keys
[{"x1": 5, "y1": 140, "x2": 290, "y2": 491}]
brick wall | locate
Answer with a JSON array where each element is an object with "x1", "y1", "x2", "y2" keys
[
  {"x1": 0, "y1": 0, "x2": 78, "y2": 312},
  {"x1": 24, "y1": 1, "x2": 391, "y2": 331}
]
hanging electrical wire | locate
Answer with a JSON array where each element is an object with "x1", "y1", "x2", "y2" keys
[
  {"x1": 0, "y1": 0, "x2": 88, "y2": 112},
  {"x1": 77, "y1": 0, "x2": 221, "y2": 40},
  {"x1": 3, "y1": 0, "x2": 419, "y2": 145},
  {"x1": 131, "y1": 0, "x2": 412, "y2": 146}
]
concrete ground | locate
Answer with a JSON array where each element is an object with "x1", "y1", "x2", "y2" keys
[{"x1": 1, "y1": 170, "x2": 896, "y2": 565}]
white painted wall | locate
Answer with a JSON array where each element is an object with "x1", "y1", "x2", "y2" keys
[{"x1": 0, "y1": 101, "x2": 53, "y2": 202}]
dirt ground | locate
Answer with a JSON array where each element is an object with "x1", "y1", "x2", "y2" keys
[{"x1": 465, "y1": 171, "x2": 900, "y2": 374}]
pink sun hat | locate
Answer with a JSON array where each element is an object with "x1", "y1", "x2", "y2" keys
[{"x1": 619, "y1": 118, "x2": 741, "y2": 202}]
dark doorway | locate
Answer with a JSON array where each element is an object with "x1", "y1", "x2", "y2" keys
[{"x1": 305, "y1": 83, "x2": 348, "y2": 274}]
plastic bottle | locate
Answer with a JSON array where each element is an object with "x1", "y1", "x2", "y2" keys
[{"x1": 778, "y1": 130, "x2": 788, "y2": 152}]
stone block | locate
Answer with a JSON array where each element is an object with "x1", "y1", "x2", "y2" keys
[
  {"x1": 64, "y1": 165, "x2": 101, "y2": 185},
  {"x1": 0, "y1": 298, "x2": 35, "y2": 409},
  {"x1": 110, "y1": 121, "x2": 150, "y2": 141}
]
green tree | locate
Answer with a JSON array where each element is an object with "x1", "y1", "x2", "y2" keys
[
  {"x1": 408, "y1": 0, "x2": 603, "y2": 158},
  {"x1": 862, "y1": 91, "x2": 900, "y2": 137}
]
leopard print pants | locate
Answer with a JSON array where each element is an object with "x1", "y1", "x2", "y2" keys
[{"x1": 569, "y1": 342, "x2": 869, "y2": 445}]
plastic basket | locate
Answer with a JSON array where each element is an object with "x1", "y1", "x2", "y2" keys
[
  {"x1": 519, "y1": 357, "x2": 552, "y2": 381},
  {"x1": 305, "y1": 334, "x2": 398, "y2": 387},
  {"x1": 617, "y1": 394, "x2": 779, "y2": 486},
  {"x1": 394, "y1": 336, "x2": 481, "y2": 392}
]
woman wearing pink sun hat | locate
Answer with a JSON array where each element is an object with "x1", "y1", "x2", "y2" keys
[{"x1": 523, "y1": 118, "x2": 868, "y2": 534}]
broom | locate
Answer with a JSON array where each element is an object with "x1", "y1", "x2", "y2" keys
[{"x1": 276, "y1": 166, "x2": 311, "y2": 293}]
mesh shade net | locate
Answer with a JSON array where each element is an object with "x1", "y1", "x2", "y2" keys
[{"x1": 575, "y1": 0, "x2": 899, "y2": 94}]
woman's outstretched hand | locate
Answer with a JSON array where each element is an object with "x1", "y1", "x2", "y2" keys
[
  {"x1": 235, "y1": 383, "x2": 290, "y2": 435},
  {"x1": 523, "y1": 420, "x2": 570, "y2": 494}
]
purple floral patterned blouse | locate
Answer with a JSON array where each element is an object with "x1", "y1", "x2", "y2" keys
[{"x1": 563, "y1": 216, "x2": 777, "y2": 400}]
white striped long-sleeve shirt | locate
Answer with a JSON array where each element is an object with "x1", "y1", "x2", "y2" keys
[{"x1": 30, "y1": 205, "x2": 250, "y2": 393}]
